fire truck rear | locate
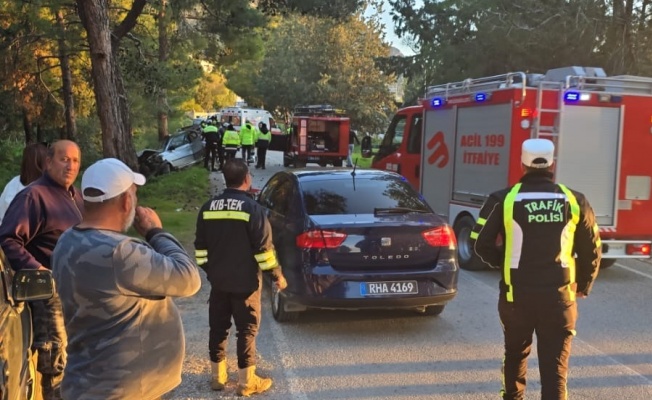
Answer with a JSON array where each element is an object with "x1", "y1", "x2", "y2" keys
[{"x1": 366, "y1": 66, "x2": 652, "y2": 270}]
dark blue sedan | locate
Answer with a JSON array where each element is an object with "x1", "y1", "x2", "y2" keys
[{"x1": 257, "y1": 169, "x2": 459, "y2": 321}]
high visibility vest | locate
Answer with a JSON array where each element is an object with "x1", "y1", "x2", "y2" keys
[
  {"x1": 501, "y1": 183, "x2": 581, "y2": 302},
  {"x1": 223, "y1": 130, "x2": 241, "y2": 148},
  {"x1": 239, "y1": 124, "x2": 255, "y2": 145},
  {"x1": 257, "y1": 130, "x2": 271, "y2": 142}
]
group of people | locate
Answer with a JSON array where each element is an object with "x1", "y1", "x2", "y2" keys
[
  {"x1": 0, "y1": 135, "x2": 601, "y2": 400},
  {"x1": 0, "y1": 139, "x2": 285, "y2": 399},
  {"x1": 201, "y1": 117, "x2": 272, "y2": 172}
]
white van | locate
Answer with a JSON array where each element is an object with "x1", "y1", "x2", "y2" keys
[{"x1": 219, "y1": 107, "x2": 280, "y2": 134}]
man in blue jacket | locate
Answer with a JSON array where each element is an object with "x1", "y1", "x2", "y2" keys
[{"x1": 0, "y1": 140, "x2": 83, "y2": 400}]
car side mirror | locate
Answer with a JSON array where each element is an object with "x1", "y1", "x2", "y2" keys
[{"x1": 13, "y1": 269, "x2": 55, "y2": 302}]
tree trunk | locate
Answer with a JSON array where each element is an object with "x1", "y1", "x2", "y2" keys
[
  {"x1": 157, "y1": 0, "x2": 170, "y2": 142},
  {"x1": 76, "y1": 0, "x2": 146, "y2": 169},
  {"x1": 56, "y1": 9, "x2": 78, "y2": 140},
  {"x1": 76, "y1": 0, "x2": 121, "y2": 160}
]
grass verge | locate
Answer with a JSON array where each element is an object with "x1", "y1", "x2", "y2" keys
[{"x1": 134, "y1": 165, "x2": 210, "y2": 248}]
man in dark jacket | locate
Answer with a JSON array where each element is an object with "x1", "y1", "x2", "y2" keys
[
  {"x1": 471, "y1": 138, "x2": 601, "y2": 400},
  {"x1": 0, "y1": 140, "x2": 83, "y2": 400},
  {"x1": 194, "y1": 159, "x2": 286, "y2": 396}
]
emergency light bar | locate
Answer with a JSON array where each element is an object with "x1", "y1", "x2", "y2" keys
[
  {"x1": 474, "y1": 93, "x2": 489, "y2": 102},
  {"x1": 431, "y1": 97, "x2": 445, "y2": 108}
]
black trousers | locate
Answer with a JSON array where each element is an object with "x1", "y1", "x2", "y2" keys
[
  {"x1": 256, "y1": 146, "x2": 268, "y2": 168},
  {"x1": 241, "y1": 145, "x2": 253, "y2": 162},
  {"x1": 208, "y1": 287, "x2": 261, "y2": 369},
  {"x1": 224, "y1": 148, "x2": 238, "y2": 161},
  {"x1": 204, "y1": 143, "x2": 218, "y2": 170},
  {"x1": 31, "y1": 292, "x2": 67, "y2": 400},
  {"x1": 498, "y1": 296, "x2": 577, "y2": 400}
]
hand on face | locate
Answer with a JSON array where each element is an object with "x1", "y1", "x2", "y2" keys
[{"x1": 133, "y1": 206, "x2": 162, "y2": 237}]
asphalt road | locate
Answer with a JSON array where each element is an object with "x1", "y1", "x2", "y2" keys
[{"x1": 166, "y1": 150, "x2": 652, "y2": 400}]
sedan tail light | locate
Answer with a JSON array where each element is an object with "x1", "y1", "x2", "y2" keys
[
  {"x1": 422, "y1": 226, "x2": 457, "y2": 249},
  {"x1": 296, "y1": 230, "x2": 347, "y2": 249}
]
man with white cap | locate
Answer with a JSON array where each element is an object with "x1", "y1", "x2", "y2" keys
[
  {"x1": 51, "y1": 158, "x2": 201, "y2": 400},
  {"x1": 471, "y1": 138, "x2": 601, "y2": 400}
]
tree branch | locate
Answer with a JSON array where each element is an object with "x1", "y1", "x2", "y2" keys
[{"x1": 112, "y1": 0, "x2": 147, "y2": 43}]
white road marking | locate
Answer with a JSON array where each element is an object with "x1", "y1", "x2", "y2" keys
[
  {"x1": 267, "y1": 309, "x2": 309, "y2": 400},
  {"x1": 615, "y1": 262, "x2": 652, "y2": 280}
]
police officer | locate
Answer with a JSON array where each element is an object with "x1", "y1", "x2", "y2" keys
[
  {"x1": 216, "y1": 123, "x2": 227, "y2": 170},
  {"x1": 255, "y1": 122, "x2": 271, "y2": 169},
  {"x1": 239, "y1": 120, "x2": 256, "y2": 164},
  {"x1": 471, "y1": 138, "x2": 601, "y2": 400},
  {"x1": 222, "y1": 124, "x2": 240, "y2": 161},
  {"x1": 194, "y1": 159, "x2": 287, "y2": 396},
  {"x1": 203, "y1": 120, "x2": 220, "y2": 171}
]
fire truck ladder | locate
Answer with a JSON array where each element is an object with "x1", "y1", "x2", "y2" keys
[{"x1": 532, "y1": 81, "x2": 565, "y2": 145}]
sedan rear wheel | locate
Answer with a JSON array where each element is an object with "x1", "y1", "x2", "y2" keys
[
  {"x1": 270, "y1": 282, "x2": 299, "y2": 322},
  {"x1": 454, "y1": 215, "x2": 486, "y2": 271}
]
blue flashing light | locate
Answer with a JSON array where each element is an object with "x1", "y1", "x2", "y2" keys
[
  {"x1": 475, "y1": 93, "x2": 487, "y2": 102},
  {"x1": 431, "y1": 97, "x2": 445, "y2": 108},
  {"x1": 564, "y1": 91, "x2": 580, "y2": 102}
]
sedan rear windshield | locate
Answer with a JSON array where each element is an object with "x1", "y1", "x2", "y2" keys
[{"x1": 301, "y1": 176, "x2": 431, "y2": 215}]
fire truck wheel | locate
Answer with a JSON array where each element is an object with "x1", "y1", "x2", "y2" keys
[
  {"x1": 454, "y1": 215, "x2": 486, "y2": 271},
  {"x1": 600, "y1": 259, "x2": 616, "y2": 269},
  {"x1": 333, "y1": 159, "x2": 343, "y2": 167},
  {"x1": 294, "y1": 159, "x2": 306, "y2": 168}
]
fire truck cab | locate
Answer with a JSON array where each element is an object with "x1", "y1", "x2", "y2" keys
[{"x1": 365, "y1": 66, "x2": 652, "y2": 270}]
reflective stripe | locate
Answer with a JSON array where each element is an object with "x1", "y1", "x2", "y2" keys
[
  {"x1": 593, "y1": 224, "x2": 601, "y2": 248},
  {"x1": 514, "y1": 192, "x2": 566, "y2": 201},
  {"x1": 255, "y1": 249, "x2": 279, "y2": 271},
  {"x1": 503, "y1": 183, "x2": 522, "y2": 302},
  {"x1": 196, "y1": 257, "x2": 208, "y2": 266},
  {"x1": 557, "y1": 184, "x2": 579, "y2": 302},
  {"x1": 195, "y1": 249, "x2": 208, "y2": 257},
  {"x1": 203, "y1": 210, "x2": 250, "y2": 222},
  {"x1": 470, "y1": 231, "x2": 478, "y2": 239},
  {"x1": 476, "y1": 217, "x2": 486, "y2": 226}
]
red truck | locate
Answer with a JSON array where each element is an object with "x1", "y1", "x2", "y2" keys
[{"x1": 363, "y1": 66, "x2": 652, "y2": 270}]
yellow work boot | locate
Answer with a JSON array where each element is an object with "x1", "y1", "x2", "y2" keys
[
  {"x1": 236, "y1": 366, "x2": 272, "y2": 397},
  {"x1": 210, "y1": 360, "x2": 228, "y2": 391}
]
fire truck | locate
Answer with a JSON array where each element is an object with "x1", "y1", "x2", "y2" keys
[
  {"x1": 270, "y1": 105, "x2": 350, "y2": 167},
  {"x1": 363, "y1": 66, "x2": 652, "y2": 270}
]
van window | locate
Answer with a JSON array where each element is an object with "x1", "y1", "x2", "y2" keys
[
  {"x1": 407, "y1": 115, "x2": 422, "y2": 154},
  {"x1": 380, "y1": 115, "x2": 406, "y2": 150}
]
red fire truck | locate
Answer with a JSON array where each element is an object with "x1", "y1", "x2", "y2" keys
[
  {"x1": 271, "y1": 105, "x2": 350, "y2": 168},
  {"x1": 363, "y1": 66, "x2": 652, "y2": 270}
]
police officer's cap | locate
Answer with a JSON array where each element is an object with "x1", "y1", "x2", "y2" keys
[{"x1": 522, "y1": 138, "x2": 554, "y2": 168}]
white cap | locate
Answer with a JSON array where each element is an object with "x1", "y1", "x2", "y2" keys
[
  {"x1": 82, "y1": 158, "x2": 146, "y2": 202},
  {"x1": 521, "y1": 139, "x2": 554, "y2": 168}
]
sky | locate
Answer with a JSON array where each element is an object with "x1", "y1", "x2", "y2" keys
[{"x1": 372, "y1": 0, "x2": 423, "y2": 56}]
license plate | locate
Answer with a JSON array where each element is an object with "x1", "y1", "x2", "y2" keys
[{"x1": 360, "y1": 281, "x2": 418, "y2": 296}]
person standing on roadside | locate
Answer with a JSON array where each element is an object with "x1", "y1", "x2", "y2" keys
[
  {"x1": 346, "y1": 129, "x2": 360, "y2": 167},
  {"x1": 471, "y1": 138, "x2": 601, "y2": 400},
  {"x1": 203, "y1": 120, "x2": 220, "y2": 172},
  {"x1": 194, "y1": 159, "x2": 287, "y2": 397},
  {"x1": 255, "y1": 122, "x2": 271, "y2": 170},
  {"x1": 0, "y1": 142, "x2": 48, "y2": 225},
  {"x1": 0, "y1": 140, "x2": 83, "y2": 400},
  {"x1": 52, "y1": 158, "x2": 201, "y2": 400},
  {"x1": 239, "y1": 120, "x2": 256, "y2": 164}
]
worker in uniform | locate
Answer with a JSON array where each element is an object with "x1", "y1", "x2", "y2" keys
[
  {"x1": 202, "y1": 120, "x2": 220, "y2": 171},
  {"x1": 215, "y1": 123, "x2": 227, "y2": 171},
  {"x1": 222, "y1": 124, "x2": 241, "y2": 162},
  {"x1": 255, "y1": 122, "x2": 271, "y2": 169},
  {"x1": 194, "y1": 159, "x2": 287, "y2": 397},
  {"x1": 471, "y1": 138, "x2": 602, "y2": 400},
  {"x1": 239, "y1": 120, "x2": 256, "y2": 164}
]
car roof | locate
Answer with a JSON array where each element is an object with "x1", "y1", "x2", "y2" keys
[{"x1": 283, "y1": 168, "x2": 405, "y2": 183}]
